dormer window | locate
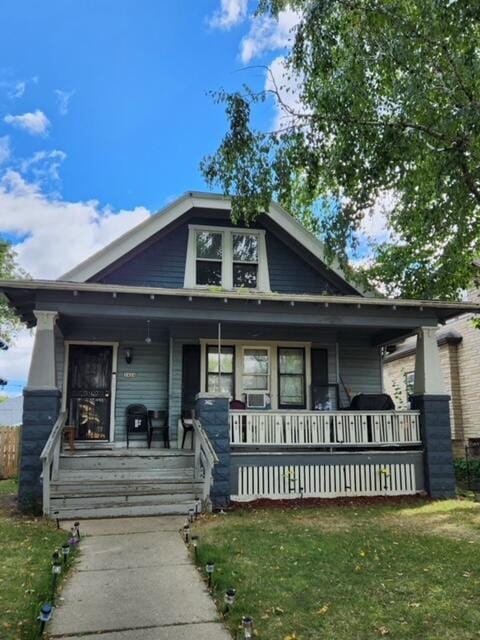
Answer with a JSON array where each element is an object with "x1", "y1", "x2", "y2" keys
[
  {"x1": 233, "y1": 234, "x2": 258, "y2": 287},
  {"x1": 196, "y1": 231, "x2": 223, "y2": 286},
  {"x1": 185, "y1": 224, "x2": 270, "y2": 291}
]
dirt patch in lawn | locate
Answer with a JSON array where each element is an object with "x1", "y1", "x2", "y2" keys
[{"x1": 382, "y1": 500, "x2": 480, "y2": 542}]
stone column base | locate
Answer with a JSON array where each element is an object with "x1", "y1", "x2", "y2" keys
[
  {"x1": 412, "y1": 394, "x2": 456, "y2": 499},
  {"x1": 195, "y1": 394, "x2": 231, "y2": 509},
  {"x1": 19, "y1": 389, "x2": 61, "y2": 513}
]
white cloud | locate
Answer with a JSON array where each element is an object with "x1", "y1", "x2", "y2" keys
[
  {"x1": 209, "y1": 0, "x2": 248, "y2": 30},
  {"x1": 265, "y1": 55, "x2": 305, "y2": 131},
  {"x1": 0, "y1": 170, "x2": 151, "y2": 279},
  {"x1": 54, "y1": 89, "x2": 74, "y2": 115},
  {"x1": 20, "y1": 149, "x2": 67, "y2": 185},
  {"x1": 0, "y1": 136, "x2": 10, "y2": 164},
  {"x1": 358, "y1": 191, "x2": 398, "y2": 244},
  {"x1": 0, "y1": 330, "x2": 34, "y2": 394},
  {"x1": 9, "y1": 81, "x2": 26, "y2": 99},
  {"x1": 240, "y1": 8, "x2": 301, "y2": 63},
  {"x1": 4, "y1": 109, "x2": 50, "y2": 136}
]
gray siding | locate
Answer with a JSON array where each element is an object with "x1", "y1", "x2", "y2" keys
[
  {"x1": 100, "y1": 225, "x2": 188, "y2": 288},
  {"x1": 96, "y1": 211, "x2": 346, "y2": 295},
  {"x1": 55, "y1": 329, "x2": 65, "y2": 392},
  {"x1": 338, "y1": 338, "x2": 383, "y2": 407},
  {"x1": 114, "y1": 341, "x2": 168, "y2": 442},
  {"x1": 266, "y1": 232, "x2": 338, "y2": 295}
]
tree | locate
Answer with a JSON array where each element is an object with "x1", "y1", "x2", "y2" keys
[
  {"x1": 0, "y1": 240, "x2": 26, "y2": 344},
  {"x1": 201, "y1": 0, "x2": 480, "y2": 299}
]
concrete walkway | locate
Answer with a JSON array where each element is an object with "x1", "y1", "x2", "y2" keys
[{"x1": 50, "y1": 516, "x2": 231, "y2": 640}]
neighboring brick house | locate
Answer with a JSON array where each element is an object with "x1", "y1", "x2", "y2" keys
[{"x1": 384, "y1": 311, "x2": 480, "y2": 455}]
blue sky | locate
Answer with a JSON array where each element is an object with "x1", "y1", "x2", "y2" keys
[
  {"x1": 0, "y1": 0, "x2": 302, "y2": 394},
  {"x1": 0, "y1": 0, "x2": 275, "y2": 213}
]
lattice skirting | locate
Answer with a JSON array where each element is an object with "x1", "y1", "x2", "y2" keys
[{"x1": 232, "y1": 462, "x2": 419, "y2": 500}]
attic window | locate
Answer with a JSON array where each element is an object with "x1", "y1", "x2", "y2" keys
[
  {"x1": 233, "y1": 234, "x2": 258, "y2": 288},
  {"x1": 185, "y1": 225, "x2": 270, "y2": 291},
  {"x1": 196, "y1": 231, "x2": 223, "y2": 286}
]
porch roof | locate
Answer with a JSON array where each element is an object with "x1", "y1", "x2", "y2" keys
[{"x1": 1, "y1": 278, "x2": 479, "y2": 316}]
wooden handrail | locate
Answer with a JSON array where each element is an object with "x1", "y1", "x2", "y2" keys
[
  {"x1": 192, "y1": 418, "x2": 218, "y2": 509},
  {"x1": 40, "y1": 411, "x2": 67, "y2": 516}
]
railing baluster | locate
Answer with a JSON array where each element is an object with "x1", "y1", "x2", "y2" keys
[{"x1": 228, "y1": 410, "x2": 421, "y2": 447}]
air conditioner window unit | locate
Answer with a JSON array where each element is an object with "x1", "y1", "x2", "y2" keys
[{"x1": 246, "y1": 393, "x2": 267, "y2": 409}]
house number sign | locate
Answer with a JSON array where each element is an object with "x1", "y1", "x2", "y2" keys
[{"x1": 123, "y1": 372, "x2": 137, "y2": 378}]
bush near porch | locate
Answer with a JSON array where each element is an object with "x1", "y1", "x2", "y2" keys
[
  {"x1": 0, "y1": 479, "x2": 74, "y2": 640},
  {"x1": 193, "y1": 500, "x2": 480, "y2": 639}
]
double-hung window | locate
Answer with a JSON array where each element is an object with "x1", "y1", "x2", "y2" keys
[
  {"x1": 207, "y1": 345, "x2": 234, "y2": 396},
  {"x1": 242, "y1": 347, "x2": 269, "y2": 394},
  {"x1": 186, "y1": 225, "x2": 269, "y2": 291},
  {"x1": 278, "y1": 347, "x2": 306, "y2": 408},
  {"x1": 233, "y1": 234, "x2": 258, "y2": 288},
  {"x1": 195, "y1": 231, "x2": 223, "y2": 286}
]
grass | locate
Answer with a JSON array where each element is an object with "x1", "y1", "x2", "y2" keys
[
  {"x1": 0, "y1": 478, "x2": 18, "y2": 495},
  {"x1": 0, "y1": 479, "x2": 76, "y2": 640},
  {"x1": 192, "y1": 499, "x2": 480, "y2": 639}
]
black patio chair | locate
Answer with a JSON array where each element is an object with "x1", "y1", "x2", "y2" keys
[
  {"x1": 147, "y1": 410, "x2": 169, "y2": 448},
  {"x1": 126, "y1": 404, "x2": 148, "y2": 448},
  {"x1": 181, "y1": 409, "x2": 195, "y2": 449}
]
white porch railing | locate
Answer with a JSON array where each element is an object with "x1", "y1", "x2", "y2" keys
[
  {"x1": 193, "y1": 418, "x2": 219, "y2": 508},
  {"x1": 230, "y1": 410, "x2": 421, "y2": 447},
  {"x1": 40, "y1": 411, "x2": 67, "y2": 516}
]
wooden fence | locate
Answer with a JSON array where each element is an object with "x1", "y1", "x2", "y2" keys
[{"x1": 0, "y1": 427, "x2": 21, "y2": 478}]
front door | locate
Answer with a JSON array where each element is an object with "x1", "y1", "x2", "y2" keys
[{"x1": 67, "y1": 345, "x2": 113, "y2": 441}]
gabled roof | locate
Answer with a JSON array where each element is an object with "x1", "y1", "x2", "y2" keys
[{"x1": 60, "y1": 191, "x2": 367, "y2": 296}]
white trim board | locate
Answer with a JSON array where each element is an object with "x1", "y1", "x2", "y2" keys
[
  {"x1": 61, "y1": 340, "x2": 119, "y2": 443},
  {"x1": 59, "y1": 191, "x2": 364, "y2": 295},
  {"x1": 184, "y1": 224, "x2": 270, "y2": 291},
  {"x1": 200, "y1": 338, "x2": 312, "y2": 410}
]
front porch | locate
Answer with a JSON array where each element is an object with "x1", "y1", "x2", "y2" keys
[{"x1": 4, "y1": 280, "x2": 471, "y2": 512}]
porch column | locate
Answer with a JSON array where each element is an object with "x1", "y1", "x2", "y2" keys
[
  {"x1": 412, "y1": 326, "x2": 456, "y2": 498},
  {"x1": 195, "y1": 393, "x2": 230, "y2": 509},
  {"x1": 20, "y1": 311, "x2": 61, "y2": 513}
]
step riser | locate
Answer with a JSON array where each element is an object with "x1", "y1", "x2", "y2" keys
[
  {"x1": 51, "y1": 482, "x2": 204, "y2": 496},
  {"x1": 57, "y1": 470, "x2": 195, "y2": 482},
  {"x1": 60, "y1": 457, "x2": 194, "y2": 471},
  {"x1": 50, "y1": 493, "x2": 199, "y2": 508},
  {"x1": 52, "y1": 502, "x2": 200, "y2": 519}
]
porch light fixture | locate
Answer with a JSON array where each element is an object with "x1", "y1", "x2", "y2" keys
[
  {"x1": 145, "y1": 320, "x2": 152, "y2": 344},
  {"x1": 206, "y1": 561, "x2": 215, "y2": 588},
  {"x1": 124, "y1": 347, "x2": 133, "y2": 364},
  {"x1": 242, "y1": 615, "x2": 254, "y2": 638}
]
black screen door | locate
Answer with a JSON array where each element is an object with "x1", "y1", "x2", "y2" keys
[{"x1": 67, "y1": 345, "x2": 113, "y2": 441}]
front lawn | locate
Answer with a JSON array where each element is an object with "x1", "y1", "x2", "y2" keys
[
  {"x1": 193, "y1": 499, "x2": 480, "y2": 639},
  {"x1": 0, "y1": 480, "x2": 74, "y2": 640}
]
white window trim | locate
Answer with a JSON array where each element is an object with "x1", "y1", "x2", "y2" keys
[
  {"x1": 199, "y1": 339, "x2": 311, "y2": 409},
  {"x1": 184, "y1": 224, "x2": 270, "y2": 292},
  {"x1": 241, "y1": 345, "x2": 271, "y2": 395}
]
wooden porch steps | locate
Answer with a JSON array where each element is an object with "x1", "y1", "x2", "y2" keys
[{"x1": 51, "y1": 448, "x2": 202, "y2": 519}]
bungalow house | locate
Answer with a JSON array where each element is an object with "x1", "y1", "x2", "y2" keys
[{"x1": 1, "y1": 192, "x2": 478, "y2": 517}]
